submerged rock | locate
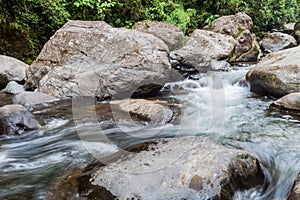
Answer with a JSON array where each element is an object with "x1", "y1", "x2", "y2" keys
[
  {"x1": 259, "y1": 32, "x2": 297, "y2": 53},
  {"x1": 25, "y1": 20, "x2": 181, "y2": 99},
  {"x1": 246, "y1": 46, "x2": 300, "y2": 97},
  {"x1": 272, "y1": 93, "x2": 300, "y2": 111},
  {"x1": 47, "y1": 167, "x2": 84, "y2": 200},
  {"x1": 77, "y1": 137, "x2": 264, "y2": 200},
  {"x1": 0, "y1": 55, "x2": 28, "y2": 89},
  {"x1": 13, "y1": 91, "x2": 59, "y2": 110},
  {"x1": 0, "y1": 104, "x2": 40, "y2": 135},
  {"x1": 1, "y1": 81, "x2": 25, "y2": 94},
  {"x1": 133, "y1": 20, "x2": 184, "y2": 51}
]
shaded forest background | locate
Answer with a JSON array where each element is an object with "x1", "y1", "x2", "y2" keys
[{"x1": 0, "y1": 0, "x2": 299, "y2": 63}]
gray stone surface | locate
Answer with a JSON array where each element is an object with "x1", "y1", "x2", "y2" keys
[
  {"x1": 0, "y1": 104, "x2": 40, "y2": 135},
  {"x1": 170, "y1": 29, "x2": 236, "y2": 73},
  {"x1": 0, "y1": 55, "x2": 28, "y2": 89},
  {"x1": 246, "y1": 46, "x2": 300, "y2": 97},
  {"x1": 110, "y1": 99, "x2": 174, "y2": 125},
  {"x1": 25, "y1": 20, "x2": 181, "y2": 99},
  {"x1": 1, "y1": 81, "x2": 25, "y2": 94},
  {"x1": 204, "y1": 12, "x2": 261, "y2": 62},
  {"x1": 273, "y1": 92, "x2": 300, "y2": 110},
  {"x1": 89, "y1": 137, "x2": 264, "y2": 200},
  {"x1": 134, "y1": 20, "x2": 184, "y2": 51},
  {"x1": 13, "y1": 91, "x2": 59, "y2": 109},
  {"x1": 260, "y1": 32, "x2": 297, "y2": 53}
]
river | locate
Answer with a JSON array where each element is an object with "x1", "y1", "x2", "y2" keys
[{"x1": 0, "y1": 67, "x2": 299, "y2": 200}]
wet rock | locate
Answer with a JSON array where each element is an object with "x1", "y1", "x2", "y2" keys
[
  {"x1": 0, "y1": 92, "x2": 13, "y2": 107},
  {"x1": 25, "y1": 20, "x2": 181, "y2": 99},
  {"x1": 0, "y1": 104, "x2": 40, "y2": 135},
  {"x1": 259, "y1": 32, "x2": 297, "y2": 53},
  {"x1": 289, "y1": 174, "x2": 300, "y2": 200},
  {"x1": 1, "y1": 81, "x2": 25, "y2": 94},
  {"x1": 163, "y1": 80, "x2": 202, "y2": 92},
  {"x1": 0, "y1": 55, "x2": 28, "y2": 89},
  {"x1": 110, "y1": 99, "x2": 174, "y2": 125},
  {"x1": 78, "y1": 137, "x2": 264, "y2": 200},
  {"x1": 170, "y1": 29, "x2": 236, "y2": 75},
  {"x1": 13, "y1": 91, "x2": 59, "y2": 110},
  {"x1": 133, "y1": 20, "x2": 184, "y2": 51},
  {"x1": 237, "y1": 78, "x2": 248, "y2": 88},
  {"x1": 204, "y1": 12, "x2": 261, "y2": 62},
  {"x1": 272, "y1": 93, "x2": 300, "y2": 111},
  {"x1": 246, "y1": 46, "x2": 300, "y2": 97},
  {"x1": 47, "y1": 167, "x2": 83, "y2": 200},
  {"x1": 211, "y1": 60, "x2": 231, "y2": 71}
]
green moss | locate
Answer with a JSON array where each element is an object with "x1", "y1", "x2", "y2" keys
[
  {"x1": 253, "y1": 44, "x2": 260, "y2": 53},
  {"x1": 238, "y1": 26, "x2": 244, "y2": 32},
  {"x1": 262, "y1": 74, "x2": 268, "y2": 79},
  {"x1": 233, "y1": 33, "x2": 239, "y2": 39}
]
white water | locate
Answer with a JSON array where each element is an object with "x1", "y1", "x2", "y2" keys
[{"x1": 0, "y1": 68, "x2": 299, "y2": 199}]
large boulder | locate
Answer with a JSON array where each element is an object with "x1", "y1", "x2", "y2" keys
[
  {"x1": 204, "y1": 12, "x2": 261, "y2": 62},
  {"x1": 13, "y1": 91, "x2": 59, "y2": 109},
  {"x1": 0, "y1": 104, "x2": 40, "y2": 135},
  {"x1": 77, "y1": 137, "x2": 264, "y2": 199},
  {"x1": 170, "y1": 29, "x2": 236, "y2": 76},
  {"x1": 259, "y1": 32, "x2": 297, "y2": 53},
  {"x1": 204, "y1": 12, "x2": 253, "y2": 36},
  {"x1": 25, "y1": 20, "x2": 180, "y2": 99},
  {"x1": 231, "y1": 29, "x2": 260, "y2": 62},
  {"x1": 110, "y1": 99, "x2": 174, "y2": 126},
  {"x1": 133, "y1": 20, "x2": 184, "y2": 51},
  {"x1": 0, "y1": 55, "x2": 28, "y2": 89},
  {"x1": 272, "y1": 92, "x2": 300, "y2": 111},
  {"x1": 289, "y1": 174, "x2": 300, "y2": 200},
  {"x1": 246, "y1": 46, "x2": 300, "y2": 97}
]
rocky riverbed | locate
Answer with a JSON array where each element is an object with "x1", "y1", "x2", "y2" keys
[{"x1": 0, "y1": 12, "x2": 299, "y2": 200}]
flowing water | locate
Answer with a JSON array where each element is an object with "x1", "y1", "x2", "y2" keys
[{"x1": 0, "y1": 67, "x2": 299, "y2": 200}]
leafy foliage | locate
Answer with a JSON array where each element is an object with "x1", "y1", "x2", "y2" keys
[
  {"x1": 0, "y1": 0, "x2": 299, "y2": 63},
  {"x1": 0, "y1": 0, "x2": 70, "y2": 63},
  {"x1": 165, "y1": 3, "x2": 197, "y2": 34}
]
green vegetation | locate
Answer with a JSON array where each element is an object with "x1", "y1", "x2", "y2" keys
[{"x1": 0, "y1": 0, "x2": 299, "y2": 63}]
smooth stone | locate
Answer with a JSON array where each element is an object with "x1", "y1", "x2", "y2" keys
[
  {"x1": 78, "y1": 137, "x2": 264, "y2": 200},
  {"x1": 13, "y1": 91, "x2": 59, "y2": 109},
  {"x1": 246, "y1": 46, "x2": 300, "y2": 97},
  {"x1": 0, "y1": 55, "x2": 28, "y2": 89},
  {"x1": 259, "y1": 32, "x2": 297, "y2": 53},
  {"x1": 110, "y1": 99, "x2": 174, "y2": 125},
  {"x1": 272, "y1": 92, "x2": 300, "y2": 110},
  {"x1": 1, "y1": 81, "x2": 25, "y2": 94}
]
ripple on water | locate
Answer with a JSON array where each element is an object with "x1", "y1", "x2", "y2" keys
[{"x1": 0, "y1": 68, "x2": 299, "y2": 199}]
